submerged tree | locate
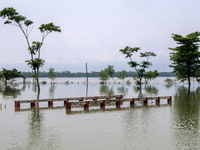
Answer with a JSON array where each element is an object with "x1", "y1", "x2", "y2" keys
[
  {"x1": 1, "y1": 68, "x2": 25, "y2": 85},
  {"x1": 164, "y1": 78, "x2": 174, "y2": 85},
  {"x1": 169, "y1": 32, "x2": 200, "y2": 94},
  {"x1": 99, "y1": 70, "x2": 109, "y2": 84},
  {"x1": 144, "y1": 70, "x2": 159, "y2": 84},
  {"x1": 117, "y1": 70, "x2": 128, "y2": 83},
  {"x1": 0, "y1": 7, "x2": 61, "y2": 91},
  {"x1": 120, "y1": 46, "x2": 156, "y2": 88},
  {"x1": 48, "y1": 67, "x2": 55, "y2": 84},
  {"x1": 105, "y1": 65, "x2": 115, "y2": 83}
]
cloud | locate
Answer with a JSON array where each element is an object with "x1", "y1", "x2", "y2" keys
[{"x1": 0, "y1": 0, "x2": 200, "y2": 72}]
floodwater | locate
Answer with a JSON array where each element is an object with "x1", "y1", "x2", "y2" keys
[{"x1": 0, "y1": 77, "x2": 200, "y2": 150}]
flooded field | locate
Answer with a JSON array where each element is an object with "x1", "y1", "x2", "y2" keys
[{"x1": 0, "y1": 77, "x2": 200, "y2": 150}]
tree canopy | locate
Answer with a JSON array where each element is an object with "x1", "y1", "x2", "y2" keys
[
  {"x1": 120, "y1": 46, "x2": 156, "y2": 88},
  {"x1": 48, "y1": 67, "x2": 55, "y2": 83},
  {"x1": 169, "y1": 31, "x2": 200, "y2": 93},
  {"x1": 99, "y1": 70, "x2": 109, "y2": 83},
  {"x1": 0, "y1": 7, "x2": 61, "y2": 92},
  {"x1": 105, "y1": 65, "x2": 115, "y2": 83},
  {"x1": 1, "y1": 68, "x2": 25, "y2": 85},
  {"x1": 117, "y1": 70, "x2": 128, "y2": 83}
]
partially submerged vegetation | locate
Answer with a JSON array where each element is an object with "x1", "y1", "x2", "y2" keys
[
  {"x1": 0, "y1": 7, "x2": 61, "y2": 92},
  {"x1": 120, "y1": 46, "x2": 159, "y2": 87},
  {"x1": 20, "y1": 70, "x2": 175, "y2": 78},
  {"x1": 0, "y1": 68, "x2": 25, "y2": 85}
]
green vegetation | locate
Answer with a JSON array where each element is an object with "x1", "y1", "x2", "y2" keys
[
  {"x1": 0, "y1": 68, "x2": 25, "y2": 85},
  {"x1": 48, "y1": 68, "x2": 55, "y2": 83},
  {"x1": 19, "y1": 71, "x2": 175, "y2": 78},
  {"x1": 0, "y1": 7, "x2": 61, "y2": 92},
  {"x1": 99, "y1": 70, "x2": 109, "y2": 84},
  {"x1": 105, "y1": 65, "x2": 115, "y2": 82},
  {"x1": 169, "y1": 31, "x2": 200, "y2": 93},
  {"x1": 144, "y1": 70, "x2": 159, "y2": 84},
  {"x1": 164, "y1": 78, "x2": 174, "y2": 85},
  {"x1": 117, "y1": 70, "x2": 128, "y2": 83},
  {"x1": 120, "y1": 46, "x2": 157, "y2": 88}
]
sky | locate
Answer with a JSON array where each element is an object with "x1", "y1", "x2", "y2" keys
[{"x1": 0, "y1": 0, "x2": 199, "y2": 73}]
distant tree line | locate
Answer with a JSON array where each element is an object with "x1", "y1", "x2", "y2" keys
[{"x1": 20, "y1": 71, "x2": 175, "y2": 78}]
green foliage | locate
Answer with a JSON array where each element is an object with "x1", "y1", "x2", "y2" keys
[
  {"x1": 28, "y1": 41, "x2": 43, "y2": 55},
  {"x1": 0, "y1": 72, "x2": 3, "y2": 81},
  {"x1": 0, "y1": 7, "x2": 61, "y2": 91},
  {"x1": 164, "y1": 78, "x2": 174, "y2": 85},
  {"x1": 41, "y1": 80, "x2": 47, "y2": 85},
  {"x1": 0, "y1": 7, "x2": 29, "y2": 25},
  {"x1": 25, "y1": 58, "x2": 45, "y2": 70},
  {"x1": 119, "y1": 46, "x2": 140, "y2": 58},
  {"x1": 48, "y1": 67, "x2": 55, "y2": 83},
  {"x1": 99, "y1": 70, "x2": 109, "y2": 83},
  {"x1": 39, "y1": 23, "x2": 61, "y2": 33},
  {"x1": 117, "y1": 70, "x2": 128, "y2": 83},
  {"x1": 20, "y1": 71, "x2": 175, "y2": 78},
  {"x1": 105, "y1": 65, "x2": 115, "y2": 82},
  {"x1": 169, "y1": 32, "x2": 200, "y2": 92},
  {"x1": 145, "y1": 70, "x2": 159, "y2": 84},
  {"x1": 1, "y1": 68, "x2": 25, "y2": 84},
  {"x1": 169, "y1": 32, "x2": 200, "y2": 79},
  {"x1": 120, "y1": 46, "x2": 156, "y2": 87}
]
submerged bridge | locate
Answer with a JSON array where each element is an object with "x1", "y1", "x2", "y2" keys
[{"x1": 14, "y1": 95, "x2": 172, "y2": 112}]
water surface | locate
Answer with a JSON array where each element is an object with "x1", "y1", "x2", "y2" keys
[{"x1": 0, "y1": 77, "x2": 200, "y2": 150}]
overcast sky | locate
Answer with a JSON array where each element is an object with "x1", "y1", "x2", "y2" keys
[{"x1": 0, "y1": 0, "x2": 199, "y2": 72}]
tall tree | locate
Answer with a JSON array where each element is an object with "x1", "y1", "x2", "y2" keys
[
  {"x1": 120, "y1": 46, "x2": 156, "y2": 88},
  {"x1": 105, "y1": 65, "x2": 115, "y2": 83},
  {"x1": 0, "y1": 7, "x2": 61, "y2": 91},
  {"x1": 169, "y1": 32, "x2": 200, "y2": 94}
]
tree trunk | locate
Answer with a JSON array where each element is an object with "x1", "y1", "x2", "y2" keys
[
  {"x1": 112, "y1": 77, "x2": 115, "y2": 84},
  {"x1": 36, "y1": 67, "x2": 40, "y2": 92},
  {"x1": 188, "y1": 76, "x2": 191, "y2": 95}
]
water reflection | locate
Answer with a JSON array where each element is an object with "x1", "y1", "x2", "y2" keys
[
  {"x1": 99, "y1": 85, "x2": 115, "y2": 95},
  {"x1": 173, "y1": 86, "x2": 200, "y2": 149},
  {"x1": 27, "y1": 110, "x2": 44, "y2": 149},
  {"x1": 0, "y1": 84, "x2": 23, "y2": 98},
  {"x1": 133, "y1": 85, "x2": 158, "y2": 97},
  {"x1": 144, "y1": 85, "x2": 158, "y2": 96},
  {"x1": 117, "y1": 86, "x2": 128, "y2": 96},
  {"x1": 49, "y1": 84, "x2": 55, "y2": 98},
  {"x1": 165, "y1": 84, "x2": 173, "y2": 89},
  {"x1": 32, "y1": 82, "x2": 37, "y2": 93},
  {"x1": 133, "y1": 86, "x2": 143, "y2": 97}
]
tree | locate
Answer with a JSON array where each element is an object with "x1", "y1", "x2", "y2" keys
[
  {"x1": 164, "y1": 78, "x2": 174, "y2": 85},
  {"x1": 117, "y1": 70, "x2": 128, "y2": 83},
  {"x1": 105, "y1": 65, "x2": 115, "y2": 83},
  {"x1": 1, "y1": 68, "x2": 25, "y2": 85},
  {"x1": 0, "y1": 7, "x2": 61, "y2": 92},
  {"x1": 0, "y1": 72, "x2": 3, "y2": 81},
  {"x1": 169, "y1": 32, "x2": 200, "y2": 94},
  {"x1": 144, "y1": 70, "x2": 159, "y2": 84},
  {"x1": 120, "y1": 46, "x2": 156, "y2": 88},
  {"x1": 48, "y1": 67, "x2": 55, "y2": 83},
  {"x1": 99, "y1": 70, "x2": 109, "y2": 84}
]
